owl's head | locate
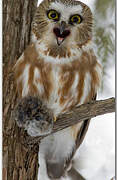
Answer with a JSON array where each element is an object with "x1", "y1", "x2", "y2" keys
[{"x1": 32, "y1": 0, "x2": 93, "y2": 56}]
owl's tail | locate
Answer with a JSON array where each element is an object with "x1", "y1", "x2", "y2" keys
[{"x1": 46, "y1": 160, "x2": 64, "y2": 179}]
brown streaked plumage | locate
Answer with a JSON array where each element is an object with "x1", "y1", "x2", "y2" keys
[{"x1": 14, "y1": 0, "x2": 102, "y2": 179}]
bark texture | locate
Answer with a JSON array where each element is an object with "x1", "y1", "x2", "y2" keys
[{"x1": 3, "y1": 0, "x2": 38, "y2": 179}]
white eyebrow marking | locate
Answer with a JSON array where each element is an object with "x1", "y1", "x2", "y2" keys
[
  {"x1": 49, "y1": 2, "x2": 83, "y2": 21},
  {"x1": 21, "y1": 64, "x2": 30, "y2": 97}
]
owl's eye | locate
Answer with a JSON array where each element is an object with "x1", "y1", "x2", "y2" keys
[
  {"x1": 47, "y1": 10, "x2": 60, "y2": 21},
  {"x1": 70, "y1": 14, "x2": 82, "y2": 24}
]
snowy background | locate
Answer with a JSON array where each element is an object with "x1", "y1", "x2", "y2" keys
[
  {"x1": 37, "y1": 0, "x2": 115, "y2": 179},
  {"x1": 73, "y1": 68, "x2": 115, "y2": 180},
  {"x1": 72, "y1": 1, "x2": 115, "y2": 179}
]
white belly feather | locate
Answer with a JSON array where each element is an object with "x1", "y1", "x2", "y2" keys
[
  {"x1": 38, "y1": 66, "x2": 92, "y2": 165},
  {"x1": 39, "y1": 128, "x2": 75, "y2": 162}
]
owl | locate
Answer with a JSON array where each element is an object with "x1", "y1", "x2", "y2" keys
[{"x1": 14, "y1": 0, "x2": 102, "y2": 179}]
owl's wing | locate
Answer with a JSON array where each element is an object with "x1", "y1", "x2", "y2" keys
[
  {"x1": 64, "y1": 94, "x2": 97, "y2": 174},
  {"x1": 75, "y1": 94, "x2": 97, "y2": 150}
]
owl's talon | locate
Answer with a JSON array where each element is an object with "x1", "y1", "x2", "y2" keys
[{"x1": 54, "y1": 116, "x2": 57, "y2": 122}]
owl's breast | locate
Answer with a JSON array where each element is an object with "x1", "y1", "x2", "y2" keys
[
  {"x1": 33, "y1": 61, "x2": 99, "y2": 116},
  {"x1": 46, "y1": 67, "x2": 79, "y2": 116},
  {"x1": 16, "y1": 56, "x2": 101, "y2": 116}
]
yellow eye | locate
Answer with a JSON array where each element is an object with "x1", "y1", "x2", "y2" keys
[
  {"x1": 70, "y1": 14, "x2": 82, "y2": 24},
  {"x1": 47, "y1": 10, "x2": 60, "y2": 21}
]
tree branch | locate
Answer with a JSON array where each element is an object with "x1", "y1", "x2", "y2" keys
[
  {"x1": 53, "y1": 97, "x2": 115, "y2": 132},
  {"x1": 22, "y1": 97, "x2": 115, "y2": 147}
]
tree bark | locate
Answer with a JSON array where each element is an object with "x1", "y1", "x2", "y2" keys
[{"x1": 3, "y1": 0, "x2": 38, "y2": 179}]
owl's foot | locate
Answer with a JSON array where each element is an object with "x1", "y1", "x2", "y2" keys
[
  {"x1": 54, "y1": 116, "x2": 57, "y2": 122},
  {"x1": 13, "y1": 96, "x2": 53, "y2": 137}
]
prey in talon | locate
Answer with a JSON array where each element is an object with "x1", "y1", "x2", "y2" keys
[{"x1": 13, "y1": 96, "x2": 54, "y2": 137}]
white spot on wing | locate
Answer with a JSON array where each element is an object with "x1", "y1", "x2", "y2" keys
[
  {"x1": 71, "y1": 73, "x2": 79, "y2": 93},
  {"x1": 95, "y1": 64, "x2": 102, "y2": 89},
  {"x1": 33, "y1": 67, "x2": 44, "y2": 95},
  {"x1": 21, "y1": 64, "x2": 30, "y2": 97},
  {"x1": 34, "y1": 67, "x2": 40, "y2": 79},
  {"x1": 79, "y1": 72, "x2": 91, "y2": 104},
  {"x1": 66, "y1": 73, "x2": 79, "y2": 106}
]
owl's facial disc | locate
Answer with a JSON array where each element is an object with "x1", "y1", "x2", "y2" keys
[{"x1": 53, "y1": 21, "x2": 70, "y2": 46}]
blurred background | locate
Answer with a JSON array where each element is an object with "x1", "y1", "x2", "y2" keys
[
  {"x1": 74, "y1": 1, "x2": 115, "y2": 179},
  {"x1": 37, "y1": 0, "x2": 115, "y2": 179}
]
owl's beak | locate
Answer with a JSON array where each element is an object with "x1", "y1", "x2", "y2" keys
[
  {"x1": 53, "y1": 21, "x2": 70, "y2": 46},
  {"x1": 60, "y1": 21, "x2": 66, "y2": 34}
]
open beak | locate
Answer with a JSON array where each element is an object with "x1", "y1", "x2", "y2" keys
[
  {"x1": 57, "y1": 37, "x2": 64, "y2": 46},
  {"x1": 53, "y1": 21, "x2": 70, "y2": 46},
  {"x1": 57, "y1": 21, "x2": 66, "y2": 45}
]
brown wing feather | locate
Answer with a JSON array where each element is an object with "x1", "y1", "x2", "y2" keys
[
  {"x1": 75, "y1": 94, "x2": 97, "y2": 149},
  {"x1": 64, "y1": 94, "x2": 97, "y2": 174}
]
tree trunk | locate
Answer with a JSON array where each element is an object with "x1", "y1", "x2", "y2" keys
[{"x1": 3, "y1": 0, "x2": 38, "y2": 179}]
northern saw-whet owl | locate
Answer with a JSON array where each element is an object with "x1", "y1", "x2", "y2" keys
[{"x1": 14, "y1": 0, "x2": 102, "y2": 179}]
